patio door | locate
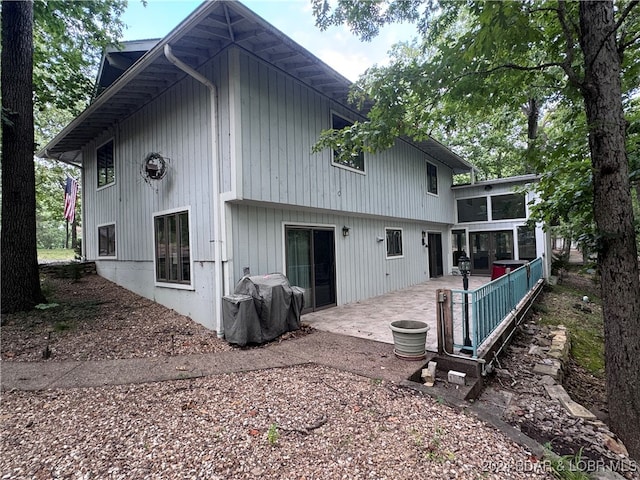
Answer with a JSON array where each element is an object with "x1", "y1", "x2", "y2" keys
[
  {"x1": 469, "y1": 230, "x2": 514, "y2": 275},
  {"x1": 427, "y1": 232, "x2": 444, "y2": 277},
  {"x1": 285, "y1": 226, "x2": 336, "y2": 312}
]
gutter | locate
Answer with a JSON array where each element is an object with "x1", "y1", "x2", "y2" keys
[{"x1": 163, "y1": 44, "x2": 225, "y2": 338}]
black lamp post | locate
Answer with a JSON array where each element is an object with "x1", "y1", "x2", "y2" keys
[{"x1": 458, "y1": 252, "x2": 473, "y2": 354}]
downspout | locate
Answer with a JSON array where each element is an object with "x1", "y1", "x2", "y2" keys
[{"x1": 164, "y1": 44, "x2": 225, "y2": 338}]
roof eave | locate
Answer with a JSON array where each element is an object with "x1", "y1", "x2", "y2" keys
[{"x1": 37, "y1": 0, "x2": 216, "y2": 159}]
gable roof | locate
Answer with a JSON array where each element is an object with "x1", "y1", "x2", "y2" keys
[
  {"x1": 93, "y1": 38, "x2": 160, "y2": 98},
  {"x1": 39, "y1": 0, "x2": 473, "y2": 173}
]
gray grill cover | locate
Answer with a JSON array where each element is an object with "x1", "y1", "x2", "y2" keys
[{"x1": 222, "y1": 273, "x2": 304, "y2": 346}]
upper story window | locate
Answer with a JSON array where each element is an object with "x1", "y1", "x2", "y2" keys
[
  {"x1": 97, "y1": 140, "x2": 115, "y2": 188},
  {"x1": 491, "y1": 193, "x2": 526, "y2": 220},
  {"x1": 427, "y1": 162, "x2": 438, "y2": 195},
  {"x1": 386, "y1": 228, "x2": 403, "y2": 258},
  {"x1": 457, "y1": 197, "x2": 488, "y2": 223},
  {"x1": 331, "y1": 113, "x2": 365, "y2": 173},
  {"x1": 98, "y1": 223, "x2": 116, "y2": 257}
]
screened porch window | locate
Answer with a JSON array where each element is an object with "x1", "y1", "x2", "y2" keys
[
  {"x1": 518, "y1": 225, "x2": 537, "y2": 260},
  {"x1": 492, "y1": 193, "x2": 526, "y2": 220},
  {"x1": 452, "y1": 229, "x2": 467, "y2": 265},
  {"x1": 154, "y1": 211, "x2": 190, "y2": 284},
  {"x1": 457, "y1": 197, "x2": 488, "y2": 223}
]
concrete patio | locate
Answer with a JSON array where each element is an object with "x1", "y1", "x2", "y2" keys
[{"x1": 302, "y1": 275, "x2": 491, "y2": 352}]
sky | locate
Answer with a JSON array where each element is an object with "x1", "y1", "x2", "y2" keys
[{"x1": 121, "y1": 0, "x2": 417, "y2": 82}]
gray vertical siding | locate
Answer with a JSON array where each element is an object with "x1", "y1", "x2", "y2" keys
[
  {"x1": 229, "y1": 203, "x2": 443, "y2": 305},
  {"x1": 82, "y1": 52, "x2": 232, "y2": 264},
  {"x1": 78, "y1": 43, "x2": 471, "y2": 326},
  {"x1": 236, "y1": 49, "x2": 455, "y2": 224}
]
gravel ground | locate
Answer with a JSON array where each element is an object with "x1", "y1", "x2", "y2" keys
[
  {"x1": 1, "y1": 365, "x2": 551, "y2": 479},
  {"x1": 1, "y1": 274, "x2": 233, "y2": 362},
  {"x1": 0, "y1": 274, "x2": 553, "y2": 478}
]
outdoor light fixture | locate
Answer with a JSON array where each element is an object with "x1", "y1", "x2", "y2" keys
[
  {"x1": 457, "y1": 252, "x2": 473, "y2": 354},
  {"x1": 458, "y1": 254, "x2": 471, "y2": 276},
  {"x1": 422, "y1": 231, "x2": 426, "y2": 246},
  {"x1": 342, "y1": 226, "x2": 350, "y2": 237}
]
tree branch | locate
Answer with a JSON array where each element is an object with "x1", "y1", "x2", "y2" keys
[
  {"x1": 621, "y1": 31, "x2": 640, "y2": 51},
  {"x1": 451, "y1": 62, "x2": 563, "y2": 84},
  {"x1": 557, "y1": 0, "x2": 583, "y2": 89}
]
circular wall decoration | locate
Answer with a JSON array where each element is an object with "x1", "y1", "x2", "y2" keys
[{"x1": 143, "y1": 152, "x2": 168, "y2": 180}]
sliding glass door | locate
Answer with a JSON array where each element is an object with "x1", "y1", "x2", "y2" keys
[{"x1": 285, "y1": 226, "x2": 336, "y2": 312}]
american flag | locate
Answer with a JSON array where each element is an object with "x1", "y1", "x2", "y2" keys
[{"x1": 64, "y1": 176, "x2": 78, "y2": 223}]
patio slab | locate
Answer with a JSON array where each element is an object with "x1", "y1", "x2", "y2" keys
[{"x1": 302, "y1": 275, "x2": 490, "y2": 351}]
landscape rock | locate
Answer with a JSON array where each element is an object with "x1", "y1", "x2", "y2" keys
[
  {"x1": 478, "y1": 319, "x2": 639, "y2": 480},
  {"x1": 603, "y1": 435, "x2": 629, "y2": 456},
  {"x1": 421, "y1": 361, "x2": 437, "y2": 387}
]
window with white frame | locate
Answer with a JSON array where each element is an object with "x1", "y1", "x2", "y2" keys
[
  {"x1": 386, "y1": 228, "x2": 403, "y2": 258},
  {"x1": 331, "y1": 113, "x2": 365, "y2": 173},
  {"x1": 518, "y1": 225, "x2": 537, "y2": 260},
  {"x1": 427, "y1": 162, "x2": 438, "y2": 195},
  {"x1": 97, "y1": 140, "x2": 115, "y2": 188},
  {"x1": 98, "y1": 224, "x2": 116, "y2": 257},
  {"x1": 491, "y1": 193, "x2": 526, "y2": 220},
  {"x1": 154, "y1": 210, "x2": 191, "y2": 284},
  {"x1": 457, "y1": 197, "x2": 488, "y2": 223}
]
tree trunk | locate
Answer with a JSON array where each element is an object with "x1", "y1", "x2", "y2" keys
[
  {"x1": 579, "y1": 1, "x2": 640, "y2": 460},
  {"x1": 1, "y1": 0, "x2": 45, "y2": 313}
]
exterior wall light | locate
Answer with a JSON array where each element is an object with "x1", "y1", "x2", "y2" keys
[{"x1": 342, "y1": 226, "x2": 350, "y2": 237}]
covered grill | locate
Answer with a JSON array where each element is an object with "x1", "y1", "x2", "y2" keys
[{"x1": 222, "y1": 273, "x2": 304, "y2": 346}]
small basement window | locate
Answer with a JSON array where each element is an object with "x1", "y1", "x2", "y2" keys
[
  {"x1": 386, "y1": 228, "x2": 403, "y2": 258},
  {"x1": 98, "y1": 224, "x2": 116, "y2": 257}
]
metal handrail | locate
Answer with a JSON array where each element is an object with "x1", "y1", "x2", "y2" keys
[{"x1": 450, "y1": 257, "x2": 543, "y2": 357}]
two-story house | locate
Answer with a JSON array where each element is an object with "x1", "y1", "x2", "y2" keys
[{"x1": 40, "y1": 1, "x2": 547, "y2": 336}]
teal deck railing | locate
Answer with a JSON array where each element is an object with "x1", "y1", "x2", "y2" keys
[{"x1": 450, "y1": 257, "x2": 544, "y2": 358}]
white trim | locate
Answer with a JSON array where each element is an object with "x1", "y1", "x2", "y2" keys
[
  {"x1": 152, "y1": 206, "x2": 195, "y2": 291},
  {"x1": 385, "y1": 227, "x2": 404, "y2": 259},
  {"x1": 97, "y1": 222, "x2": 117, "y2": 259},
  {"x1": 331, "y1": 161, "x2": 367, "y2": 176},
  {"x1": 281, "y1": 221, "x2": 338, "y2": 302},
  {"x1": 96, "y1": 138, "x2": 116, "y2": 191}
]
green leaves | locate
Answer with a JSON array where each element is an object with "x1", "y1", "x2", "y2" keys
[
  {"x1": 33, "y1": 0, "x2": 126, "y2": 114},
  {"x1": 310, "y1": 0, "x2": 638, "y2": 252}
]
